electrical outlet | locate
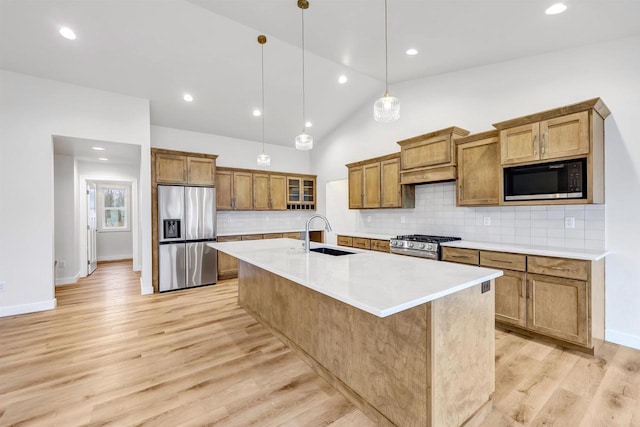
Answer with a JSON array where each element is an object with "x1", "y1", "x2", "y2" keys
[
  {"x1": 366, "y1": 215, "x2": 372, "y2": 223},
  {"x1": 483, "y1": 217, "x2": 491, "y2": 226},
  {"x1": 481, "y1": 281, "x2": 490, "y2": 293},
  {"x1": 59, "y1": 260, "x2": 66, "y2": 268},
  {"x1": 0, "y1": 281, "x2": 5, "y2": 293},
  {"x1": 400, "y1": 215, "x2": 406, "y2": 224},
  {"x1": 565, "y1": 217, "x2": 575, "y2": 229}
]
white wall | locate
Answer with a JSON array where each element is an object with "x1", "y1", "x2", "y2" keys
[
  {"x1": 313, "y1": 36, "x2": 640, "y2": 349},
  {"x1": 0, "y1": 70, "x2": 151, "y2": 316},
  {"x1": 54, "y1": 155, "x2": 79, "y2": 284}
]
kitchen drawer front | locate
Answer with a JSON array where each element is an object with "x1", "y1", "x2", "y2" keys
[
  {"x1": 480, "y1": 251, "x2": 526, "y2": 272},
  {"x1": 528, "y1": 256, "x2": 589, "y2": 281},
  {"x1": 370, "y1": 239, "x2": 390, "y2": 253},
  {"x1": 262, "y1": 233, "x2": 283, "y2": 239},
  {"x1": 241, "y1": 234, "x2": 263, "y2": 241},
  {"x1": 352, "y1": 237, "x2": 371, "y2": 250},
  {"x1": 337, "y1": 235, "x2": 353, "y2": 247},
  {"x1": 441, "y1": 247, "x2": 479, "y2": 265},
  {"x1": 283, "y1": 232, "x2": 302, "y2": 239},
  {"x1": 217, "y1": 235, "x2": 242, "y2": 243}
]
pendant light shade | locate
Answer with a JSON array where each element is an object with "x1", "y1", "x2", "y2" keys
[
  {"x1": 256, "y1": 34, "x2": 271, "y2": 166},
  {"x1": 295, "y1": 0, "x2": 313, "y2": 150},
  {"x1": 374, "y1": 0, "x2": 399, "y2": 122}
]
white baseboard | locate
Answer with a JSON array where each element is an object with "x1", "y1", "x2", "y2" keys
[
  {"x1": 141, "y1": 277, "x2": 154, "y2": 295},
  {"x1": 1, "y1": 298, "x2": 57, "y2": 317},
  {"x1": 56, "y1": 273, "x2": 80, "y2": 286},
  {"x1": 606, "y1": 328, "x2": 640, "y2": 350},
  {"x1": 97, "y1": 255, "x2": 133, "y2": 262}
]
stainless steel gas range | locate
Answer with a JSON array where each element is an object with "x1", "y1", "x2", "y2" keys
[{"x1": 389, "y1": 234, "x2": 461, "y2": 260}]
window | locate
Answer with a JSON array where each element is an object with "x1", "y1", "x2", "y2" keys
[{"x1": 98, "y1": 183, "x2": 130, "y2": 231}]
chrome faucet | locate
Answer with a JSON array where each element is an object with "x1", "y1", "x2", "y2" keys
[{"x1": 304, "y1": 214, "x2": 332, "y2": 253}]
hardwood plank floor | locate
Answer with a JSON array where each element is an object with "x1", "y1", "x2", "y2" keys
[{"x1": 1, "y1": 261, "x2": 639, "y2": 426}]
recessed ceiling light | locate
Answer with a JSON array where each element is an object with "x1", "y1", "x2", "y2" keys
[
  {"x1": 406, "y1": 48, "x2": 418, "y2": 56},
  {"x1": 98, "y1": 157, "x2": 108, "y2": 161},
  {"x1": 183, "y1": 93, "x2": 194, "y2": 102},
  {"x1": 253, "y1": 109, "x2": 261, "y2": 117},
  {"x1": 59, "y1": 27, "x2": 76, "y2": 40},
  {"x1": 305, "y1": 121, "x2": 312, "y2": 128},
  {"x1": 92, "y1": 147, "x2": 105, "y2": 151},
  {"x1": 338, "y1": 75, "x2": 348, "y2": 84},
  {"x1": 545, "y1": 3, "x2": 567, "y2": 15}
]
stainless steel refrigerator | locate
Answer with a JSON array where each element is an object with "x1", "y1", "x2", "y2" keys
[{"x1": 158, "y1": 185, "x2": 217, "y2": 292}]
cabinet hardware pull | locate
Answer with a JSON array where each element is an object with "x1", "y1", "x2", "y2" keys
[
  {"x1": 533, "y1": 135, "x2": 538, "y2": 156},
  {"x1": 489, "y1": 258, "x2": 512, "y2": 264},
  {"x1": 541, "y1": 133, "x2": 546, "y2": 155}
]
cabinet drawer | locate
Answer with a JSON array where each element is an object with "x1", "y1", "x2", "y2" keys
[
  {"x1": 241, "y1": 234, "x2": 263, "y2": 241},
  {"x1": 283, "y1": 232, "x2": 301, "y2": 240},
  {"x1": 370, "y1": 239, "x2": 390, "y2": 253},
  {"x1": 528, "y1": 256, "x2": 589, "y2": 281},
  {"x1": 262, "y1": 233, "x2": 283, "y2": 239},
  {"x1": 480, "y1": 251, "x2": 526, "y2": 272},
  {"x1": 217, "y1": 235, "x2": 242, "y2": 243},
  {"x1": 352, "y1": 237, "x2": 371, "y2": 250},
  {"x1": 441, "y1": 247, "x2": 479, "y2": 265},
  {"x1": 337, "y1": 236, "x2": 353, "y2": 247}
]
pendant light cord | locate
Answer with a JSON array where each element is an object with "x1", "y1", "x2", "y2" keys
[
  {"x1": 301, "y1": 6, "x2": 306, "y2": 132},
  {"x1": 261, "y1": 42, "x2": 265, "y2": 153},
  {"x1": 384, "y1": 0, "x2": 389, "y2": 94}
]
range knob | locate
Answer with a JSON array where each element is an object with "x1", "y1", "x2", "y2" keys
[
  {"x1": 391, "y1": 240, "x2": 397, "y2": 246},
  {"x1": 408, "y1": 242, "x2": 414, "y2": 248},
  {"x1": 419, "y1": 243, "x2": 425, "y2": 249}
]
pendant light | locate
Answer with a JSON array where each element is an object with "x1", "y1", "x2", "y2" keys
[
  {"x1": 256, "y1": 35, "x2": 271, "y2": 166},
  {"x1": 295, "y1": 0, "x2": 313, "y2": 150},
  {"x1": 373, "y1": 0, "x2": 400, "y2": 122}
]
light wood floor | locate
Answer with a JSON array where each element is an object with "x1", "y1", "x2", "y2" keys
[{"x1": 0, "y1": 261, "x2": 638, "y2": 426}]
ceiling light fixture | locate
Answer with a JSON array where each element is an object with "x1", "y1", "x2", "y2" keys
[
  {"x1": 256, "y1": 35, "x2": 271, "y2": 167},
  {"x1": 545, "y1": 3, "x2": 567, "y2": 15},
  {"x1": 295, "y1": 0, "x2": 313, "y2": 151},
  {"x1": 183, "y1": 93, "x2": 194, "y2": 102},
  {"x1": 92, "y1": 147, "x2": 105, "y2": 151},
  {"x1": 253, "y1": 109, "x2": 261, "y2": 117},
  {"x1": 406, "y1": 48, "x2": 418, "y2": 56},
  {"x1": 305, "y1": 121, "x2": 313, "y2": 128},
  {"x1": 98, "y1": 157, "x2": 108, "y2": 161},
  {"x1": 59, "y1": 27, "x2": 76, "y2": 40},
  {"x1": 338, "y1": 75, "x2": 348, "y2": 84},
  {"x1": 374, "y1": 0, "x2": 400, "y2": 122}
]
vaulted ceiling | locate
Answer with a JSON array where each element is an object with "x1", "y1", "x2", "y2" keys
[{"x1": 2, "y1": 0, "x2": 639, "y2": 148}]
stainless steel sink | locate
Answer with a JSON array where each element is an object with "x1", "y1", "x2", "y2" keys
[{"x1": 309, "y1": 247, "x2": 355, "y2": 256}]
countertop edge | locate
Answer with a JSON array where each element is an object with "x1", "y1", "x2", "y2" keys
[{"x1": 441, "y1": 240, "x2": 608, "y2": 261}]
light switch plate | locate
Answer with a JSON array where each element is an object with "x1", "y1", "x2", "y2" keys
[
  {"x1": 483, "y1": 217, "x2": 491, "y2": 226},
  {"x1": 565, "y1": 217, "x2": 575, "y2": 229},
  {"x1": 400, "y1": 215, "x2": 406, "y2": 224}
]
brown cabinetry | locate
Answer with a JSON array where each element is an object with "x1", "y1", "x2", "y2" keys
[
  {"x1": 456, "y1": 131, "x2": 500, "y2": 206},
  {"x1": 396, "y1": 127, "x2": 469, "y2": 185},
  {"x1": 346, "y1": 153, "x2": 414, "y2": 209},
  {"x1": 153, "y1": 150, "x2": 217, "y2": 186},
  {"x1": 287, "y1": 176, "x2": 316, "y2": 210},
  {"x1": 216, "y1": 235, "x2": 242, "y2": 280},
  {"x1": 216, "y1": 169, "x2": 253, "y2": 210},
  {"x1": 441, "y1": 246, "x2": 604, "y2": 353},
  {"x1": 336, "y1": 234, "x2": 390, "y2": 253},
  {"x1": 253, "y1": 173, "x2": 287, "y2": 211}
]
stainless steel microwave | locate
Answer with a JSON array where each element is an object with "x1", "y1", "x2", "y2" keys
[{"x1": 503, "y1": 158, "x2": 586, "y2": 201}]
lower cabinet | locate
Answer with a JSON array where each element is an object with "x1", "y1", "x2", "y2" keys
[
  {"x1": 441, "y1": 246, "x2": 603, "y2": 353},
  {"x1": 337, "y1": 235, "x2": 390, "y2": 253},
  {"x1": 217, "y1": 235, "x2": 242, "y2": 279}
]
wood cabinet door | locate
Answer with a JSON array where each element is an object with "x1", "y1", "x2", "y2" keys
[
  {"x1": 363, "y1": 162, "x2": 381, "y2": 208},
  {"x1": 253, "y1": 173, "x2": 270, "y2": 210},
  {"x1": 155, "y1": 154, "x2": 187, "y2": 183},
  {"x1": 540, "y1": 111, "x2": 589, "y2": 161},
  {"x1": 495, "y1": 270, "x2": 527, "y2": 328},
  {"x1": 187, "y1": 157, "x2": 215, "y2": 185},
  {"x1": 441, "y1": 247, "x2": 479, "y2": 265},
  {"x1": 287, "y1": 177, "x2": 301, "y2": 203},
  {"x1": 500, "y1": 123, "x2": 540, "y2": 165},
  {"x1": 527, "y1": 274, "x2": 589, "y2": 346},
  {"x1": 215, "y1": 170, "x2": 233, "y2": 210},
  {"x1": 400, "y1": 134, "x2": 453, "y2": 170},
  {"x1": 337, "y1": 235, "x2": 353, "y2": 247},
  {"x1": 233, "y1": 172, "x2": 253, "y2": 210},
  {"x1": 217, "y1": 235, "x2": 241, "y2": 279},
  {"x1": 381, "y1": 158, "x2": 401, "y2": 208},
  {"x1": 352, "y1": 237, "x2": 370, "y2": 249},
  {"x1": 370, "y1": 239, "x2": 390, "y2": 253},
  {"x1": 348, "y1": 166, "x2": 363, "y2": 209},
  {"x1": 457, "y1": 136, "x2": 500, "y2": 206},
  {"x1": 270, "y1": 175, "x2": 287, "y2": 210}
]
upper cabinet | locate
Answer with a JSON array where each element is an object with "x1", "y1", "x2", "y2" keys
[
  {"x1": 346, "y1": 153, "x2": 415, "y2": 209},
  {"x1": 217, "y1": 167, "x2": 315, "y2": 211},
  {"x1": 396, "y1": 127, "x2": 470, "y2": 185},
  {"x1": 494, "y1": 98, "x2": 610, "y2": 166},
  {"x1": 456, "y1": 131, "x2": 500, "y2": 206},
  {"x1": 152, "y1": 149, "x2": 217, "y2": 186}
]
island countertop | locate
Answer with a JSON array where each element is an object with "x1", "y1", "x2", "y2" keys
[{"x1": 209, "y1": 238, "x2": 502, "y2": 318}]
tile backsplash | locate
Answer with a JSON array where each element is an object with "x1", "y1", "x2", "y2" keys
[
  {"x1": 217, "y1": 210, "x2": 317, "y2": 235},
  {"x1": 356, "y1": 182, "x2": 605, "y2": 251}
]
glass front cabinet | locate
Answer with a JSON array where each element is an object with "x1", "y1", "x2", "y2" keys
[{"x1": 287, "y1": 176, "x2": 316, "y2": 210}]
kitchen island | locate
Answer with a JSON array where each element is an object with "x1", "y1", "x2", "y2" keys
[{"x1": 209, "y1": 238, "x2": 502, "y2": 426}]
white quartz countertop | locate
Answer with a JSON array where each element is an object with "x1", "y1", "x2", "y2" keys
[
  {"x1": 335, "y1": 231, "x2": 396, "y2": 240},
  {"x1": 441, "y1": 240, "x2": 608, "y2": 261},
  {"x1": 217, "y1": 228, "x2": 324, "y2": 237},
  {"x1": 209, "y1": 238, "x2": 502, "y2": 318}
]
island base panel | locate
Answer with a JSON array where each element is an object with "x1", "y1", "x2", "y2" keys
[{"x1": 238, "y1": 261, "x2": 494, "y2": 426}]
